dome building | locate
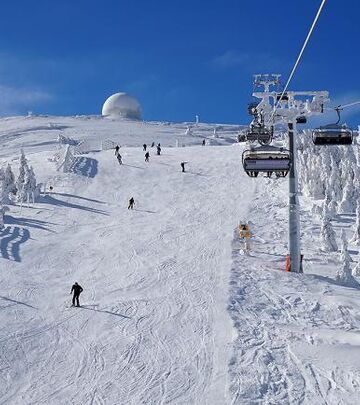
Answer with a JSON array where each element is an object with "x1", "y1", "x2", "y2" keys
[{"x1": 102, "y1": 92, "x2": 142, "y2": 120}]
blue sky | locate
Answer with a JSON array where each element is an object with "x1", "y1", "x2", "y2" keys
[{"x1": 0, "y1": 0, "x2": 359, "y2": 126}]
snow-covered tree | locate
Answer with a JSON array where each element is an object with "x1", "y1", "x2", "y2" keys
[
  {"x1": 1, "y1": 164, "x2": 17, "y2": 204},
  {"x1": 336, "y1": 257, "x2": 358, "y2": 286},
  {"x1": 15, "y1": 150, "x2": 39, "y2": 203},
  {"x1": 350, "y1": 201, "x2": 360, "y2": 245},
  {"x1": 340, "y1": 230, "x2": 352, "y2": 263},
  {"x1": 352, "y1": 258, "x2": 360, "y2": 278},
  {"x1": 328, "y1": 155, "x2": 343, "y2": 205},
  {"x1": 320, "y1": 215, "x2": 338, "y2": 252},
  {"x1": 336, "y1": 230, "x2": 358, "y2": 286},
  {"x1": 185, "y1": 126, "x2": 192, "y2": 136},
  {"x1": 17, "y1": 165, "x2": 39, "y2": 203},
  {"x1": 324, "y1": 189, "x2": 336, "y2": 218},
  {"x1": 338, "y1": 173, "x2": 355, "y2": 214},
  {"x1": 16, "y1": 149, "x2": 27, "y2": 193},
  {"x1": 0, "y1": 205, "x2": 9, "y2": 230}
]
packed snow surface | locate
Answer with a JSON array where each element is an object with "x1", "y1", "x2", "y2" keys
[{"x1": 0, "y1": 115, "x2": 360, "y2": 404}]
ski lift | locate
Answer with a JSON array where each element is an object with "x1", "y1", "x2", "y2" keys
[
  {"x1": 242, "y1": 145, "x2": 291, "y2": 178},
  {"x1": 312, "y1": 106, "x2": 353, "y2": 145},
  {"x1": 245, "y1": 124, "x2": 273, "y2": 145}
]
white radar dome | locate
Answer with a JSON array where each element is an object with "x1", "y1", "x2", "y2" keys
[{"x1": 102, "y1": 92, "x2": 142, "y2": 120}]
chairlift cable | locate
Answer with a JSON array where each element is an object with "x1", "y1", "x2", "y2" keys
[
  {"x1": 339, "y1": 100, "x2": 360, "y2": 109},
  {"x1": 270, "y1": 0, "x2": 327, "y2": 122}
]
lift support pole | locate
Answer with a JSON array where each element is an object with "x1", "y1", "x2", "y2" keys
[{"x1": 288, "y1": 122, "x2": 302, "y2": 273}]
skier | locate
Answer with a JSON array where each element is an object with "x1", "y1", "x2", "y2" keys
[
  {"x1": 145, "y1": 152, "x2": 150, "y2": 162},
  {"x1": 157, "y1": 145, "x2": 161, "y2": 155},
  {"x1": 70, "y1": 282, "x2": 83, "y2": 307},
  {"x1": 115, "y1": 145, "x2": 120, "y2": 155},
  {"x1": 117, "y1": 154, "x2": 122, "y2": 165},
  {"x1": 151, "y1": 142, "x2": 155, "y2": 147},
  {"x1": 143, "y1": 144, "x2": 147, "y2": 151},
  {"x1": 128, "y1": 197, "x2": 135, "y2": 210},
  {"x1": 202, "y1": 139, "x2": 206, "y2": 146},
  {"x1": 180, "y1": 162, "x2": 187, "y2": 172}
]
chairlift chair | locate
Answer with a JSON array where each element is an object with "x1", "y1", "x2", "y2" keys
[
  {"x1": 245, "y1": 124, "x2": 273, "y2": 145},
  {"x1": 312, "y1": 106, "x2": 353, "y2": 145},
  {"x1": 242, "y1": 145, "x2": 291, "y2": 178}
]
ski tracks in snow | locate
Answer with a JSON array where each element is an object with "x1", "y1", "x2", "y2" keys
[{"x1": 228, "y1": 178, "x2": 360, "y2": 404}]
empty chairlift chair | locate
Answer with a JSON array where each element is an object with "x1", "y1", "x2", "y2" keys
[
  {"x1": 245, "y1": 124, "x2": 273, "y2": 145},
  {"x1": 242, "y1": 145, "x2": 291, "y2": 178},
  {"x1": 312, "y1": 106, "x2": 353, "y2": 145},
  {"x1": 312, "y1": 124, "x2": 353, "y2": 145}
]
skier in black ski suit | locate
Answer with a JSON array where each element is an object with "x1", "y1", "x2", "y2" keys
[
  {"x1": 70, "y1": 282, "x2": 83, "y2": 307},
  {"x1": 115, "y1": 145, "x2": 120, "y2": 155},
  {"x1": 128, "y1": 197, "x2": 135, "y2": 210},
  {"x1": 157, "y1": 145, "x2": 161, "y2": 155},
  {"x1": 143, "y1": 144, "x2": 147, "y2": 151},
  {"x1": 145, "y1": 152, "x2": 150, "y2": 162}
]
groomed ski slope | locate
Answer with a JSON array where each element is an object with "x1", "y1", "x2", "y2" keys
[{"x1": 1, "y1": 116, "x2": 360, "y2": 404}]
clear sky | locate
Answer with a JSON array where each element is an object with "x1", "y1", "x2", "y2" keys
[{"x1": 0, "y1": 0, "x2": 359, "y2": 126}]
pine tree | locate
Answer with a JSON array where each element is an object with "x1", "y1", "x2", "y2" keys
[
  {"x1": 1, "y1": 164, "x2": 17, "y2": 204},
  {"x1": 0, "y1": 205, "x2": 9, "y2": 230},
  {"x1": 350, "y1": 201, "x2": 360, "y2": 245},
  {"x1": 320, "y1": 215, "x2": 338, "y2": 252},
  {"x1": 352, "y1": 259, "x2": 360, "y2": 278},
  {"x1": 338, "y1": 172, "x2": 355, "y2": 214},
  {"x1": 16, "y1": 149, "x2": 28, "y2": 199},
  {"x1": 329, "y1": 155, "x2": 342, "y2": 204},
  {"x1": 336, "y1": 230, "x2": 358, "y2": 286},
  {"x1": 340, "y1": 230, "x2": 352, "y2": 263}
]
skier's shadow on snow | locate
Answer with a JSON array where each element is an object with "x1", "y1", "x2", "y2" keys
[
  {"x1": 134, "y1": 209, "x2": 157, "y2": 214},
  {"x1": 70, "y1": 157, "x2": 98, "y2": 178},
  {"x1": 80, "y1": 305, "x2": 131, "y2": 319},
  {"x1": 0, "y1": 226, "x2": 30, "y2": 262}
]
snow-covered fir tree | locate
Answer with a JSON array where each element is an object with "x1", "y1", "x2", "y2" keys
[
  {"x1": 336, "y1": 255, "x2": 358, "y2": 286},
  {"x1": 336, "y1": 231, "x2": 357, "y2": 286},
  {"x1": 15, "y1": 150, "x2": 39, "y2": 203},
  {"x1": 338, "y1": 173, "x2": 355, "y2": 214},
  {"x1": 0, "y1": 205, "x2": 9, "y2": 230},
  {"x1": 17, "y1": 165, "x2": 39, "y2": 203},
  {"x1": 1, "y1": 164, "x2": 17, "y2": 204},
  {"x1": 353, "y1": 258, "x2": 360, "y2": 278},
  {"x1": 328, "y1": 155, "x2": 343, "y2": 205},
  {"x1": 16, "y1": 149, "x2": 27, "y2": 194},
  {"x1": 320, "y1": 215, "x2": 338, "y2": 252},
  {"x1": 350, "y1": 201, "x2": 360, "y2": 245},
  {"x1": 340, "y1": 230, "x2": 352, "y2": 263}
]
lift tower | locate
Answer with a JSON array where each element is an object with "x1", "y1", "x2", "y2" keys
[{"x1": 247, "y1": 74, "x2": 329, "y2": 273}]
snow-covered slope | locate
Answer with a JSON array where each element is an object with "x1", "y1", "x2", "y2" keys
[{"x1": 0, "y1": 115, "x2": 360, "y2": 404}]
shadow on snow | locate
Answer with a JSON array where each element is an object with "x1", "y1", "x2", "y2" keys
[
  {"x1": 0, "y1": 226, "x2": 30, "y2": 262},
  {"x1": 70, "y1": 157, "x2": 98, "y2": 178},
  {"x1": 40, "y1": 195, "x2": 108, "y2": 216}
]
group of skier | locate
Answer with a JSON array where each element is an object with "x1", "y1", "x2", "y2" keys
[{"x1": 143, "y1": 143, "x2": 161, "y2": 161}]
